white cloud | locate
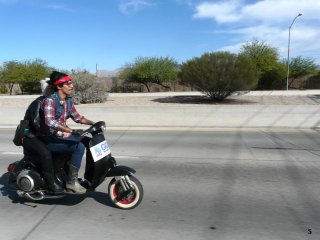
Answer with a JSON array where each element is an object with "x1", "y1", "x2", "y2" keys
[
  {"x1": 194, "y1": 0, "x2": 320, "y2": 23},
  {"x1": 241, "y1": 0, "x2": 320, "y2": 23},
  {"x1": 193, "y1": 0, "x2": 320, "y2": 62},
  {"x1": 118, "y1": 0, "x2": 154, "y2": 15},
  {"x1": 221, "y1": 24, "x2": 320, "y2": 59},
  {"x1": 193, "y1": 0, "x2": 242, "y2": 23}
]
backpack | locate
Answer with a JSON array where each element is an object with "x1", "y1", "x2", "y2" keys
[
  {"x1": 13, "y1": 95, "x2": 73, "y2": 145},
  {"x1": 12, "y1": 119, "x2": 29, "y2": 146},
  {"x1": 12, "y1": 96, "x2": 44, "y2": 146}
]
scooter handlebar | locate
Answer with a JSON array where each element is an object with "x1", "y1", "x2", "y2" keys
[
  {"x1": 82, "y1": 121, "x2": 106, "y2": 135},
  {"x1": 71, "y1": 129, "x2": 84, "y2": 136}
]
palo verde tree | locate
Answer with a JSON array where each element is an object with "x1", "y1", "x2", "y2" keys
[
  {"x1": 119, "y1": 57, "x2": 179, "y2": 92},
  {"x1": 179, "y1": 51, "x2": 259, "y2": 101},
  {"x1": 239, "y1": 39, "x2": 286, "y2": 89}
]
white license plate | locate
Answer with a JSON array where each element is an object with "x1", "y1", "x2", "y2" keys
[{"x1": 90, "y1": 140, "x2": 111, "y2": 162}]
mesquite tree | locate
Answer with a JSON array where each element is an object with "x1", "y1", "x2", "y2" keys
[{"x1": 119, "y1": 57, "x2": 178, "y2": 92}]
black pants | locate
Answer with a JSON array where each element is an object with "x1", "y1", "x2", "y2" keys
[
  {"x1": 22, "y1": 137, "x2": 53, "y2": 176},
  {"x1": 23, "y1": 136, "x2": 94, "y2": 182}
]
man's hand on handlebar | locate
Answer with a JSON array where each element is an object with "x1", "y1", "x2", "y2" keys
[
  {"x1": 72, "y1": 129, "x2": 84, "y2": 136},
  {"x1": 62, "y1": 132, "x2": 72, "y2": 138}
]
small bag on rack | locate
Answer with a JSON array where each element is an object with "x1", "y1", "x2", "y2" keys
[{"x1": 12, "y1": 120, "x2": 29, "y2": 146}]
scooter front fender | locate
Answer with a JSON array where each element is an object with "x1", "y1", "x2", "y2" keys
[{"x1": 106, "y1": 165, "x2": 136, "y2": 177}]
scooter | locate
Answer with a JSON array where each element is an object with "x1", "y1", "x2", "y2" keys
[{"x1": 6, "y1": 121, "x2": 143, "y2": 209}]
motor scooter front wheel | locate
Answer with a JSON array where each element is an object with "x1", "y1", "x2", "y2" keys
[{"x1": 108, "y1": 175, "x2": 143, "y2": 209}]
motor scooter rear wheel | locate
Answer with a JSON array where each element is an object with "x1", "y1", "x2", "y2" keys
[{"x1": 108, "y1": 175, "x2": 143, "y2": 209}]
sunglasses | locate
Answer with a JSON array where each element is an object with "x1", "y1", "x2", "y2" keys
[{"x1": 63, "y1": 81, "x2": 73, "y2": 86}]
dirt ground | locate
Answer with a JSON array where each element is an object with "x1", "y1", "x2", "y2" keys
[{"x1": 0, "y1": 94, "x2": 319, "y2": 108}]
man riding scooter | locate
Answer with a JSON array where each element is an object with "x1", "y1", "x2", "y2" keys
[
  {"x1": 8, "y1": 73, "x2": 144, "y2": 208},
  {"x1": 41, "y1": 71, "x2": 95, "y2": 193}
]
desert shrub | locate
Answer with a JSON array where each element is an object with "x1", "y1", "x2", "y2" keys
[
  {"x1": 179, "y1": 51, "x2": 258, "y2": 101},
  {"x1": 71, "y1": 71, "x2": 108, "y2": 104}
]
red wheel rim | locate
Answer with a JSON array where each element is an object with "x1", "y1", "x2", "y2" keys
[{"x1": 113, "y1": 182, "x2": 136, "y2": 204}]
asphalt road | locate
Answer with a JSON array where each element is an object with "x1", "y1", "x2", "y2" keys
[{"x1": 1, "y1": 129, "x2": 320, "y2": 240}]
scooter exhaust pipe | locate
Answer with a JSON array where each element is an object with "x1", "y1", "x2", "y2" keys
[{"x1": 17, "y1": 190, "x2": 45, "y2": 201}]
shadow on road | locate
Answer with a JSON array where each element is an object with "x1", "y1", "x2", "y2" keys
[
  {"x1": 252, "y1": 146, "x2": 320, "y2": 151},
  {"x1": 0, "y1": 172, "x2": 116, "y2": 208}
]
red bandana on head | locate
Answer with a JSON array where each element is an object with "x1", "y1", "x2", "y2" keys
[{"x1": 54, "y1": 76, "x2": 72, "y2": 85}]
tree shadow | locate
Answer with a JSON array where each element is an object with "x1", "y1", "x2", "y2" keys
[{"x1": 151, "y1": 95, "x2": 257, "y2": 105}]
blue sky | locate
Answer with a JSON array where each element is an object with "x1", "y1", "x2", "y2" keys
[{"x1": 0, "y1": 0, "x2": 319, "y2": 73}]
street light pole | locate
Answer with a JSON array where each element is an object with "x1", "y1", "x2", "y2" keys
[{"x1": 286, "y1": 13, "x2": 302, "y2": 91}]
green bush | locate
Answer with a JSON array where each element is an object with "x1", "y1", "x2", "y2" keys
[
  {"x1": 256, "y1": 62, "x2": 287, "y2": 90},
  {"x1": 179, "y1": 51, "x2": 259, "y2": 101},
  {"x1": 20, "y1": 81, "x2": 42, "y2": 94},
  {"x1": 71, "y1": 71, "x2": 107, "y2": 104},
  {"x1": 0, "y1": 84, "x2": 8, "y2": 94}
]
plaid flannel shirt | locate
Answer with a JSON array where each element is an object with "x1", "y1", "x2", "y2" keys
[{"x1": 43, "y1": 98, "x2": 83, "y2": 133}]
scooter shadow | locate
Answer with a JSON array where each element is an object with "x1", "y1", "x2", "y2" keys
[{"x1": 0, "y1": 172, "x2": 116, "y2": 208}]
